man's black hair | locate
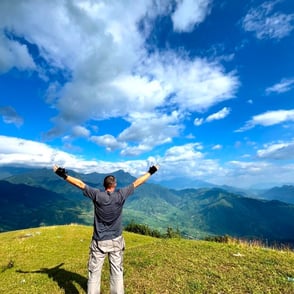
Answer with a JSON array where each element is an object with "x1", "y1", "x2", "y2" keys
[{"x1": 103, "y1": 175, "x2": 116, "y2": 189}]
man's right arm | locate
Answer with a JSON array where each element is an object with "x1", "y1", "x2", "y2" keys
[
  {"x1": 53, "y1": 165, "x2": 86, "y2": 190},
  {"x1": 65, "y1": 175, "x2": 86, "y2": 190}
]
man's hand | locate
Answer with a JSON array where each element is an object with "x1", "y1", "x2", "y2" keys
[
  {"x1": 148, "y1": 165, "x2": 159, "y2": 175},
  {"x1": 53, "y1": 165, "x2": 68, "y2": 180}
]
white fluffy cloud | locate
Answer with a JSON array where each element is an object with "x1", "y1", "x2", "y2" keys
[
  {"x1": 0, "y1": 135, "x2": 219, "y2": 179},
  {"x1": 206, "y1": 107, "x2": 231, "y2": 122},
  {"x1": 194, "y1": 107, "x2": 231, "y2": 126},
  {"x1": 1, "y1": 1, "x2": 292, "y2": 189},
  {"x1": 0, "y1": 0, "x2": 238, "y2": 156},
  {"x1": 236, "y1": 109, "x2": 294, "y2": 132},
  {"x1": 0, "y1": 33, "x2": 36, "y2": 73},
  {"x1": 171, "y1": 0, "x2": 212, "y2": 32},
  {"x1": 266, "y1": 78, "x2": 294, "y2": 94},
  {"x1": 144, "y1": 53, "x2": 238, "y2": 113},
  {"x1": 0, "y1": 135, "x2": 137, "y2": 174},
  {"x1": 194, "y1": 117, "x2": 204, "y2": 126},
  {"x1": 257, "y1": 141, "x2": 294, "y2": 160},
  {"x1": 0, "y1": 106, "x2": 24, "y2": 127},
  {"x1": 224, "y1": 160, "x2": 294, "y2": 188},
  {"x1": 243, "y1": 1, "x2": 294, "y2": 40},
  {"x1": 90, "y1": 135, "x2": 127, "y2": 152},
  {"x1": 0, "y1": 135, "x2": 293, "y2": 188},
  {"x1": 89, "y1": 111, "x2": 182, "y2": 156}
]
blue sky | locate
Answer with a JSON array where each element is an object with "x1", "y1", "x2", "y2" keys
[{"x1": 0, "y1": 0, "x2": 293, "y2": 188}]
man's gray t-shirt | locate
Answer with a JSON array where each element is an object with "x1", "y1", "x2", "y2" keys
[{"x1": 83, "y1": 184, "x2": 134, "y2": 241}]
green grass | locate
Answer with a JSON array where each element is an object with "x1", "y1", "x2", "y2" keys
[{"x1": 1, "y1": 225, "x2": 294, "y2": 293}]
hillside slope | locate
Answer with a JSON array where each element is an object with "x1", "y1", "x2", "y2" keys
[
  {"x1": 260, "y1": 185, "x2": 294, "y2": 204},
  {"x1": 0, "y1": 180, "x2": 92, "y2": 232},
  {"x1": 0, "y1": 225, "x2": 294, "y2": 293},
  {"x1": 1, "y1": 168, "x2": 294, "y2": 245}
]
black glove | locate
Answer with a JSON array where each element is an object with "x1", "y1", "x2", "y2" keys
[
  {"x1": 55, "y1": 167, "x2": 68, "y2": 180},
  {"x1": 148, "y1": 165, "x2": 158, "y2": 175}
]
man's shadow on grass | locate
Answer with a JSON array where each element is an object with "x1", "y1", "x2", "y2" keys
[{"x1": 17, "y1": 263, "x2": 87, "y2": 294}]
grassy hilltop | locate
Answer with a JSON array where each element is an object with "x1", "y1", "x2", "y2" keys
[{"x1": 1, "y1": 225, "x2": 294, "y2": 294}]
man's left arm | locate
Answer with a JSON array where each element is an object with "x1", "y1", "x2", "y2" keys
[{"x1": 133, "y1": 165, "x2": 159, "y2": 188}]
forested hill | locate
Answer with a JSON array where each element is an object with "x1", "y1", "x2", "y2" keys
[
  {"x1": 259, "y1": 185, "x2": 294, "y2": 204},
  {"x1": 1, "y1": 167, "x2": 294, "y2": 246}
]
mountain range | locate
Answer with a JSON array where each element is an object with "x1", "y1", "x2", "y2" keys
[{"x1": 0, "y1": 166, "x2": 293, "y2": 246}]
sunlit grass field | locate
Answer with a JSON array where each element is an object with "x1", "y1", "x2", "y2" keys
[{"x1": 1, "y1": 225, "x2": 294, "y2": 293}]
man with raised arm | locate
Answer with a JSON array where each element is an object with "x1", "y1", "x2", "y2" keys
[{"x1": 53, "y1": 164, "x2": 159, "y2": 294}]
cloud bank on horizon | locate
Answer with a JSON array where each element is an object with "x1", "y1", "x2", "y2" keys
[{"x1": 0, "y1": 0, "x2": 293, "y2": 188}]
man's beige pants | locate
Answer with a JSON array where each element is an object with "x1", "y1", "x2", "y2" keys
[{"x1": 87, "y1": 235, "x2": 125, "y2": 294}]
